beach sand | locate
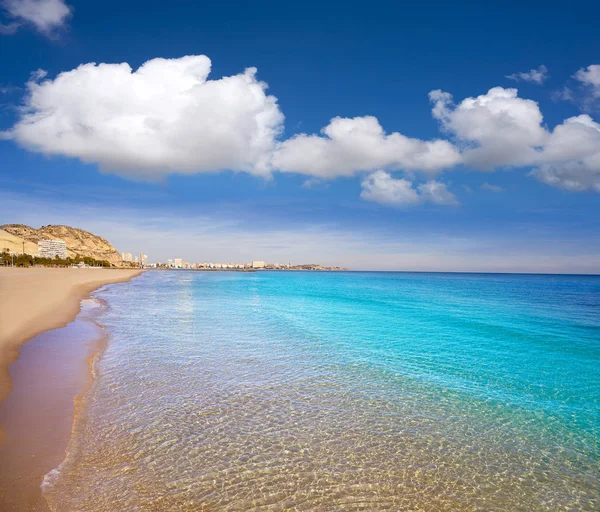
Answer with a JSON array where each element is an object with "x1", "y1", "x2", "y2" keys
[
  {"x1": 0, "y1": 267, "x2": 141, "y2": 511},
  {"x1": 0, "y1": 267, "x2": 142, "y2": 416}
]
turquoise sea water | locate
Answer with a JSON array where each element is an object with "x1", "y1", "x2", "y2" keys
[{"x1": 43, "y1": 271, "x2": 599, "y2": 511}]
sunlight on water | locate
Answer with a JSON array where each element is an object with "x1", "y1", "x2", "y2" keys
[{"x1": 43, "y1": 272, "x2": 600, "y2": 511}]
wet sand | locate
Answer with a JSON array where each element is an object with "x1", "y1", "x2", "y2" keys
[
  {"x1": 0, "y1": 303, "x2": 106, "y2": 511},
  {"x1": 0, "y1": 268, "x2": 142, "y2": 511},
  {"x1": 0, "y1": 267, "x2": 142, "y2": 413}
]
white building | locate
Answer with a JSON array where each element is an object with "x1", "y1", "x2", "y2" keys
[
  {"x1": 38, "y1": 239, "x2": 67, "y2": 259},
  {"x1": 140, "y1": 254, "x2": 148, "y2": 266},
  {"x1": 174, "y1": 258, "x2": 183, "y2": 268},
  {"x1": 121, "y1": 252, "x2": 132, "y2": 262},
  {"x1": 252, "y1": 260, "x2": 266, "y2": 269}
]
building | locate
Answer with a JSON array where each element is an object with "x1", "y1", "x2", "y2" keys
[
  {"x1": 174, "y1": 258, "x2": 183, "y2": 268},
  {"x1": 122, "y1": 252, "x2": 132, "y2": 262},
  {"x1": 252, "y1": 260, "x2": 266, "y2": 269},
  {"x1": 140, "y1": 254, "x2": 148, "y2": 266},
  {"x1": 38, "y1": 239, "x2": 67, "y2": 259}
]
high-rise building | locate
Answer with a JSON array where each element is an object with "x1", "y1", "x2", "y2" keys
[
  {"x1": 174, "y1": 258, "x2": 183, "y2": 268},
  {"x1": 38, "y1": 239, "x2": 67, "y2": 259},
  {"x1": 122, "y1": 252, "x2": 132, "y2": 262},
  {"x1": 140, "y1": 254, "x2": 148, "y2": 266}
]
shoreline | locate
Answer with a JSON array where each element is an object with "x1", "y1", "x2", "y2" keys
[
  {"x1": 0, "y1": 297, "x2": 110, "y2": 511},
  {"x1": 0, "y1": 268, "x2": 143, "y2": 439},
  {"x1": 41, "y1": 302, "x2": 110, "y2": 512}
]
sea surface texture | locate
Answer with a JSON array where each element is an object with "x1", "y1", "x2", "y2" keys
[{"x1": 43, "y1": 271, "x2": 600, "y2": 511}]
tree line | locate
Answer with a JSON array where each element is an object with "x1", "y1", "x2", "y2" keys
[{"x1": 1, "y1": 251, "x2": 112, "y2": 268}]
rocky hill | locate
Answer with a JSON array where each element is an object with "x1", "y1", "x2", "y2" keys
[{"x1": 0, "y1": 224, "x2": 123, "y2": 266}]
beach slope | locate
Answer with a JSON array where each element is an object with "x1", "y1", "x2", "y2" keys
[{"x1": 0, "y1": 267, "x2": 142, "y2": 407}]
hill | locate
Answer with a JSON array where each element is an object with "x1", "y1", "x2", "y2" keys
[{"x1": 0, "y1": 224, "x2": 123, "y2": 266}]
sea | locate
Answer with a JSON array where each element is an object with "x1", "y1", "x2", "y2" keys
[{"x1": 41, "y1": 271, "x2": 600, "y2": 511}]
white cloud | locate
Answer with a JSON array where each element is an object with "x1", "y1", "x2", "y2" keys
[
  {"x1": 4, "y1": 56, "x2": 600, "y2": 195},
  {"x1": 430, "y1": 87, "x2": 547, "y2": 169},
  {"x1": 574, "y1": 64, "x2": 600, "y2": 98},
  {"x1": 418, "y1": 180, "x2": 460, "y2": 205},
  {"x1": 301, "y1": 178, "x2": 328, "y2": 189},
  {"x1": 552, "y1": 86, "x2": 574, "y2": 102},
  {"x1": 6, "y1": 55, "x2": 285, "y2": 180},
  {"x1": 360, "y1": 171, "x2": 420, "y2": 206},
  {"x1": 530, "y1": 115, "x2": 600, "y2": 192},
  {"x1": 540, "y1": 115, "x2": 600, "y2": 161},
  {"x1": 481, "y1": 182, "x2": 505, "y2": 192},
  {"x1": 430, "y1": 86, "x2": 600, "y2": 192},
  {"x1": 1, "y1": 0, "x2": 71, "y2": 35},
  {"x1": 506, "y1": 65, "x2": 548, "y2": 84},
  {"x1": 360, "y1": 170, "x2": 458, "y2": 207},
  {"x1": 271, "y1": 115, "x2": 461, "y2": 178},
  {"x1": 530, "y1": 163, "x2": 600, "y2": 192}
]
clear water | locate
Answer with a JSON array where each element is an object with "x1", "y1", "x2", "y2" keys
[{"x1": 43, "y1": 271, "x2": 600, "y2": 511}]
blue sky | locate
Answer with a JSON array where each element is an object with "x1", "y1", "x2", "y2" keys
[{"x1": 1, "y1": 0, "x2": 599, "y2": 272}]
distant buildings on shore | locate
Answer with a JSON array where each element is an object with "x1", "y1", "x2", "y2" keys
[
  {"x1": 38, "y1": 239, "x2": 67, "y2": 259},
  {"x1": 154, "y1": 259, "x2": 347, "y2": 271},
  {"x1": 119, "y1": 249, "x2": 346, "y2": 271},
  {"x1": 121, "y1": 251, "x2": 149, "y2": 267}
]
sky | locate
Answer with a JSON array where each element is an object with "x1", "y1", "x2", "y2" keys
[{"x1": 0, "y1": 0, "x2": 599, "y2": 272}]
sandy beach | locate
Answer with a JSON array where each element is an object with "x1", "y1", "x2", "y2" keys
[{"x1": 0, "y1": 267, "x2": 142, "y2": 412}]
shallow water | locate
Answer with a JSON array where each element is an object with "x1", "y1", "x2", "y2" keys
[
  {"x1": 43, "y1": 271, "x2": 600, "y2": 511},
  {"x1": 0, "y1": 298, "x2": 106, "y2": 512}
]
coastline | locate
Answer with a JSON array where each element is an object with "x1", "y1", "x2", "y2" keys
[
  {"x1": 0, "y1": 297, "x2": 110, "y2": 511},
  {"x1": 41, "y1": 304, "x2": 111, "y2": 512},
  {"x1": 0, "y1": 267, "x2": 143, "y2": 424}
]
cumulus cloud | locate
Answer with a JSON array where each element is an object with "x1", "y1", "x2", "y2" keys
[
  {"x1": 430, "y1": 87, "x2": 547, "y2": 169},
  {"x1": 4, "y1": 55, "x2": 600, "y2": 195},
  {"x1": 529, "y1": 115, "x2": 600, "y2": 192},
  {"x1": 360, "y1": 170, "x2": 458, "y2": 207},
  {"x1": 506, "y1": 65, "x2": 548, "y2": 84},
  {"x1": 5, "y1": 55, "x2": 285, "y2": 179},
  {"x1": 572, "y1": 64, "x2": 600, "y2": 112},
  {"x1": 1, "y1": 0, "x2": 71, "y2": 35},
  {"x1": 530, "y1": 163, "x2": 600, "y2": 192},
  {"x1": 271, "y1": 115, "x2": 461, "y2": 178},
  {"x1": 429, "y1": 85, "x2": 600, "y2": 192},
  {"x1": 574, "y1": 65, "x2": 600, "y2": 98}
]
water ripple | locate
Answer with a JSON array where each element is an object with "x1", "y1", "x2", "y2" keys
[{"x1": 43, "y1": 271, "x2": 600, "y2": 511}]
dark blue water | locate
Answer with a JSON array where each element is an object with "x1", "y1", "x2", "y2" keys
[{"x1": 44, "y1": 271, "x2": 600, "y2": 511}]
